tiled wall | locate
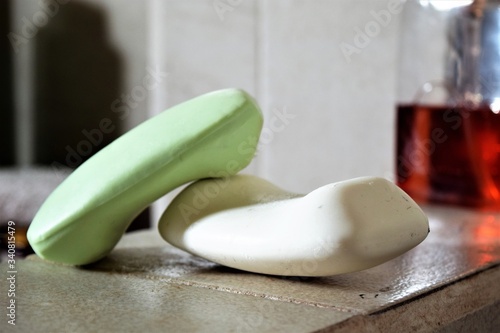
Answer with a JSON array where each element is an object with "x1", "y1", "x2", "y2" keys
[
  {"x1": 149, "y1": 0, "x2": 401, "y2": 194},
  {"x1": 9, "y1": 0, "x2": 403, "y2": 219},
  {"x1": 10, "y1": 0, "x2": 150, "y2": 167}
]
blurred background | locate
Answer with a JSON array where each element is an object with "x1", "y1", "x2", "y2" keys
[{"x1": 1, "y1": 0, "x2": 407, "y2": 251}]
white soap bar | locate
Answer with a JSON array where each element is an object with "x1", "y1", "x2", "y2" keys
[{"x1": 158, "y1": 175, "x2": 429, "y2": 276}]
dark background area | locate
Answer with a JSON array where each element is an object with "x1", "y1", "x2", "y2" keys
[
  {"x1": 1, "y1": 0, "x2": 15, "y2": 166},
  {"x1": 33, "y1": 1, "x2": 123, "y2": 166},
  {"x1": 1, "y1": 1, "x2": 149, "y2": 241}
]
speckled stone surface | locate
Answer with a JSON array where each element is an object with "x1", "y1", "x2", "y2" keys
[
  {"x1": 1, "y1": 205, "x2": 499, "y2": 332},
  {"x1": 1, "y1": 259, "x2": 352, "y2": 333},
  {"x1": 85, "y1": 204, "x2": 500, "y2": 313}
]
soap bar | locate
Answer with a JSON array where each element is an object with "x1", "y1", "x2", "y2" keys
[
  {"x1": 159, "y1": 175, "x2": 429, "y2": 276},
  {"x1": 27, "y1": 89, "x2": 263, "y2": 265}
]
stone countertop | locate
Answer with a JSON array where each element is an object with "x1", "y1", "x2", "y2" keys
[{"x1": 1, "y1": 205, "x2": 499, "y2": 332}]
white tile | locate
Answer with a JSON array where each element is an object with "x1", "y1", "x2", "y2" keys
[
  {"x1": 10, "y1": 0, "x2": 151, "y2": 167},
  {"x1": 150, "y1": 0, "x2": 258, "y2": 107},
  {"x1": 148, "y1": 0, "x2": 260, "y2": 222},
  {"x1": 12, "y1": 0, "x2": 406, "y2": 221},
  {"x1": 258, "y1": 0, "x2": 401, "y2": 193},
  {"x1": 149, "y1": 0, "x2": 259, "y2": 170}
]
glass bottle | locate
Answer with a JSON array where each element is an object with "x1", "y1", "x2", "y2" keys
[{"x1": 396, "y1": 0, "x2": 500, "y2": 210}]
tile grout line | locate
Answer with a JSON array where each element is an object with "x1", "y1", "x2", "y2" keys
[
  {"x1": 84, "y1": 260, "x2": 500, "y2": 316},
  {"x1": 368, "y1": 262, "x2": 500, "y2": 317},
  {"x1": 254, "y1": 0, "x2": 270, "y2": 178},
  {"x1": 167, "y1": 277, "x2": 365, "y2": 314},
  {"x1": 93, "y1": 264, "x2": 366, "y2": 314}
]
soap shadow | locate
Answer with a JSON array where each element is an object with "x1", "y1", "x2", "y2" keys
[
  {"x1": 209, "y1": 265, "x2": 320, "y2": 282},
  {"x1": 83, "y1": 247, "x2": 221, "y2": 275},
  {"x1": 33, "y1": 1, "x2": 123, "y2": 167},
  {"x1": 31, "y1": 1, "x2": 149, "y2": 230},
  {"x1": 84, "y1": 246, "x2": 324, "y2": 282}
]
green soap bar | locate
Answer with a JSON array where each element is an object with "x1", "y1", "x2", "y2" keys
[{"x1": 27, "y1": 88, "x2": 263, "y2": 265}]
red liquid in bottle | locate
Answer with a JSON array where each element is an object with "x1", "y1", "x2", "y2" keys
[{"x1": 396, "y1": 104, "x2": 500, "y2": 210}]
